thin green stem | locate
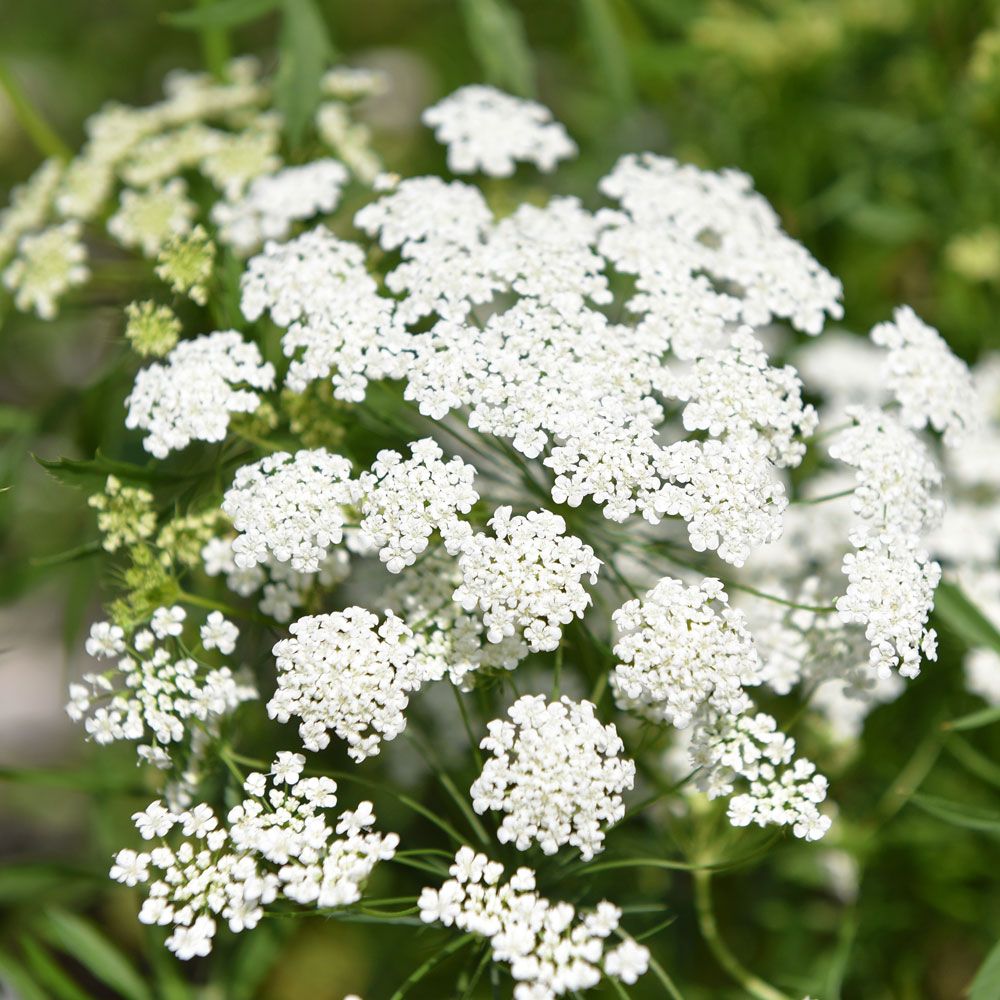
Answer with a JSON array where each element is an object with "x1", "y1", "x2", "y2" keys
[
  {"x1": 693, "y1": 869, "x2": 791, "y2": 1000},
  {"x1": 176, "y1": 588, "x2": 274, "y2": 627},
  {"x1": 552, "y1": 644, "x2": 563, "y2": 700},
  {"x1": 0, "y1": 62, "x2": 71, "y2": 160},
  {"x1": 453, "y1": 684, "x2": 484, "y2": 771},
  {"x1": 388, "y1": 933, "x2": 476, "y2": 1000},
  {"x1": 792, "y1": 488, "x2": 854, "y2": 505},
  {"x1": 194, "y1": 0, "x2": 231, "y2": 79}
]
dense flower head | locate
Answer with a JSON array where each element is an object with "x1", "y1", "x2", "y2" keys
[
  {"x1": 222, "y1": 449, "x2": 360, "y2": 574},
  {"x1": 829, "y1": 408, "x2": 943, "y2": 677},
  {"x1": 125, "y1": 331, "x2": 275, "y2": 457},
  {"x1": 598, "y1": 153, "x2": 844, "y2": 335},
  {"x1": 14, "y1": 58, "x2": 987, "y2": 986},
  {"x1": 418, "y1": 847, "x2": 649, "y2": 998},
  {"x1": 612, "y1": 576, "x2": 761, "y2": 728},
  {"x1": 455, "y1": 506, "x2": 601, "y2": 652},
  {"x1": 269, "y1": 607, "x2": 437, "y2": 760},
  {"x1": 422, "y1": 85, "x2": 577, "y2": 177},
  {"x1": 212, "y1": 159, "x2": 350, "y2": 254},
  {"x1": 358, "y1": 438, "x2": 478, "y2": 573},
  {"x1": 2, "y1": 221, "x2": 89, "y2": 319},
  {"x1": 241, "y1": 227, "x2": 406, "y2": 399},
  {"x1": 688, "y1": 709, "x2": 831, "y2": 841},
  {"x1": 471, "y1": 695, "x2": 635, "y2": 859},
  {"x1": 870, "y1": 305, "x2": 978, "y2": 446}
]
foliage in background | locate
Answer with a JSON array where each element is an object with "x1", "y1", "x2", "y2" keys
[{"x1": 0, "y1": 2, "x2": 999, "y2": 999}]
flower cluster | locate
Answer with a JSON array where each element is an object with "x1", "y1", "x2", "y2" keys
[
  {"x1": 418, "y1": 847, "x2": 649, "y2": 998},
  {"x1": 270, "y1": 608, "x2": 437, "y2": 760},
  {"x1": 455, "y1": 507, "x2": 601, "y2": 652},
  {"x1": 115, "y1": 755, "x2": 397, "y2": 958},
  {"x1": 222, "y1": 449, "x2": 360, "y2": 574},
  {"x1": 358, "y1": 438, "x2": 478, "y2": 573},
  {"x1": 67, "y1": 610, "x2": 255, "y2": 770},
  {"x1": 830, "y1": 408, "x2": 943, "y2": 678},
  {"x1": 15, "y1": 53, "x2": 984, "y2": 989},
  {"x1": 612, "y1": 576, "x2": 761, "y2": 728},
  {"x1": 241, "y1": 227, "x2": 405, "y2": 400},
  {"x1": 870, "y1": 305, "x2": 978, "y2": 447},
  {"x1": 125, "y1": 331, "x2": 275, "y2": 458},
  {"x1": 422, "y1": 85, "x2": 577, "y2": 177},
  {"x1": 688, "y1": 710, "x2": 831, "y2": 841},
  {"x1": 471, "y1": 695, "x2": 634, "y2": 859}
]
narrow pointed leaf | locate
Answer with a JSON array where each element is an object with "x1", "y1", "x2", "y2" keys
[
  {"x1": 459, "y1": 0, "x2": 535, "y2": 98},
  {"x1": 934, "y1": 579, "x2": 1000, "y2": 654},
  {"x1": 38, "y1": 910, "x2": 153, "y2": 1000},
  {"x1": 165, "y1": 0, "x2": 279, "y2": 29}
]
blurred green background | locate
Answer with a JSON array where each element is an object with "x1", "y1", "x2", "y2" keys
[{"x1": 1, "y1": 1, "x2": 999, "y2": 998}]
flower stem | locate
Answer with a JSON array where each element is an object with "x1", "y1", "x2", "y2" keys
[
  {"x1": 388, "y1": 932, "x2": 476, "y2": 1000},
  {"x1": 693, "y1": 869, "x2": 792, "y2": 1000},
  {"x1": 194, "y1": 0, "x2": 231, "y2": 80},
  {"x1": 0, "y1": 62, "x2": 71, "y2": 160}
]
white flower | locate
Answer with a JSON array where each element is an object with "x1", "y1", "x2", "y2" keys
[
  {"x1": 241, "y1": 227, "x2": 406, "y2": 400},
  {"x1": 419, "y1": 848, "x2": 647, "y2": 996},
  {"x1": 423, "y1": 85, "x2": 577, "y2": 177},
  {"x1": 126, "y1": 331, "x2": 275, "y2": 458},
  {"x1": 151, "y1": 605, "x2": 186, "y2": 639},
  {"x1": 830, "y1": 408, "x2": 943, "y2": 677},
  {"x1": 471, "y1": 695, "x2": 635, "y2": 860},
  {"x1": 598, "y1": 153, "x2": 843, "y2": 335},
  {"x1": 212, "y1": 159, "x2": 349, "y2": 254},
  {"x1": 2, "y1": 221, "x2": 89, "y2": 319},
  {"x1": 666, "y1": 328, "x2": 817, "y2": 468},
  {"x1": 85, "y1": 620, "x2": 126, "y2": 659},
  {"x1": 871, "y1": 305, "x2": 978, "y2": 446},
  {"x1": 455, "y1": 507, "x2": 601, "y2": 652},
  {"x1": 200, "y1": 611, "x2": 239, "y2": 655},
  {"x1": 604, "y1": 939, "x2": 650, "y2": 984},
  {"x1": 122, "y1": 767, "x2": 396, "y2": 958},
  {"x1": 110, "y1": 849, "x2": 151, "y2": 886},
  {"x1": 270, "y1": 751, "x2": 306, "y2": 785},
  {"x1": 688, "y1": 709, "x2": 831, "y2": 841}
]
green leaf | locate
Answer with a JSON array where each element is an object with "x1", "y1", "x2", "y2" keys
[
  {"x1": 38, "y1": 910, "x2": 153, "y2": 1000},
  {"x1": 934, "y1": 579, "x2": 1000, "y2": 655},
  {"x1": 911, "y1": 794, "x2": 1000, "y2": 834},
  {"x1": 944, "y1": 706, "x2": 1000, "y2": 732},
  {"x1": 274, "y1": 0, "x2": 333, "y2": 148},
  {"x1": 971, "y1": 938, "x2": 1000, "y2": 1000},
  {"x1": 0, "y1": 864, "x2": 97, "y2": 906},
  {"x1": 165, "y1": 0, "x2": 279, "y2": 29},
  {"x1": 459, "y1": 0, "x2": 535, "y2": 98},
  {"x1": 224, "y1": 922, "x2": 292, "y2": 1000},
  {"x1": 946, "y1": 735, "x2": 1000, "y2": 787},
  {"x1": 579, "y1": 0, "x2": 634, "y2": 109},
  {"x1": 19, "y1": 937, "x2": 92, "y2": 1000},
  {"x1": 0, "y1": 948, "x2": 48, "y2": 1000},
  {"x1": 33, "y1": 450, "x2": 185, "y2": 491},
  {"x1": 0, "y1": 764, "x2": 146, "y2": 794}
]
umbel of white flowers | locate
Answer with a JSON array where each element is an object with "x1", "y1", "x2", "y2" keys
[{"x1": 5, "y1": 55, "x2": 980, "y2": 986}]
